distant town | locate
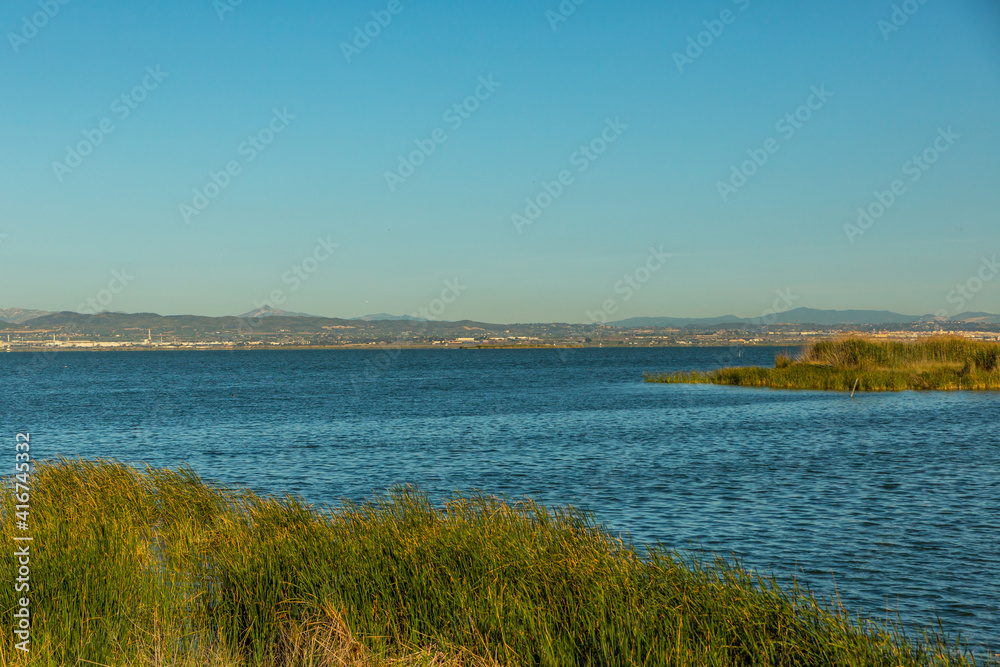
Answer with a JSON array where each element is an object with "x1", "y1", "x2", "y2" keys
[{"x1": 2, "y1": 307, "x2": 998, "y2": 352}]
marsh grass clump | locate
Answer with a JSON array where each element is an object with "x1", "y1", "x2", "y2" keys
[
  {"x1": 1, "y1": 459, "x2": 994, "y2": 666},
  {"x1": 774, "y1": 353, "x2": 793, "y2": 368},
  {"x1": 646, "y1": 337, "x2": 1000, "y2": 391}
]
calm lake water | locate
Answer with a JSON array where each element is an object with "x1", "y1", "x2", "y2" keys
[{"x1": 2, "y1": 347, "x2": 998, "y2": 652}]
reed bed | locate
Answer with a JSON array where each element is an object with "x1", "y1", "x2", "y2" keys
[
  {"x1": 645, "y1": 337, "x2": 1000, "y2": 391},
  {"x1": 1, "y1": 459, "x2": 994, "y2": 666}
]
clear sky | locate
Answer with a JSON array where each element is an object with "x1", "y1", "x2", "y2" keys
[{"x1": 2, "y1": 0, "x2": 998, "y2": 323}]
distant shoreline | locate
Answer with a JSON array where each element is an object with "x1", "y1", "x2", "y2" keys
[
  {"x1": 2, "y1": 342, "x2": 801, "y2": 353},
  {"x1": 6, "y1": 333, "x2": 1000, "y2": 354}
]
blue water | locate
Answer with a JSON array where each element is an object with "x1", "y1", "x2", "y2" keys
[{"x1": 2, "y1": 347, "x2": 998, "y2": 652}]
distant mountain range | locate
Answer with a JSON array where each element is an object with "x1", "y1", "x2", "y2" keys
[
  {"x1": 610, "y1": 308, "x2": 1000, "y2": 327},
  {"x1": 2, "y1": 310, "x2": 520, "y2": 341},
  {"x1": 4, "y1": 306, "x2": 424, "y2": 325},
  {"x1": 2, "y1": 306, "x2": 998, "y2": 329}
]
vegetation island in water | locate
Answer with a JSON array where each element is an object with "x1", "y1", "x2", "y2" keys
[{"x1": 646, "y1": 337, "x2": 1000, "y2": 391}]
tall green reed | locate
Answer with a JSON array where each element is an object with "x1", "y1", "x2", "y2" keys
[{"x1": 2, "y1": 460, "x2": 994, "y2": 666}]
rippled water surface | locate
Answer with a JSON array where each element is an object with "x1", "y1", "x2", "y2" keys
[{"x1": 2, "y1": 347, "x2": 998, "y2": 651}]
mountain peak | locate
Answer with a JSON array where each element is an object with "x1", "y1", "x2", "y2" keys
[
  {"x1": 0, "y1": 307, "x2": 53, "y2": 324},
  {"x1": 238, "y1": 306, "x2": 318, "y2": 319}
]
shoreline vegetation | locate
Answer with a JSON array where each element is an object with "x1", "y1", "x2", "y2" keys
[
  {"x1": 645, "y1": 338, "x2": 1000, "y2": 392},
  {"x1": 3, "y1": 460, "x2": 994, "y2": 666}
]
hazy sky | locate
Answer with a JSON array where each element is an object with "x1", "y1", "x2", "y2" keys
[{"x1": 2, "y1": 0, "x2": 998, "y2": 323}]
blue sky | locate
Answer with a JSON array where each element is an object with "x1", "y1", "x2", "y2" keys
[{"x1": 1, "y1": 0, "x2": 998, "y2": 323}]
